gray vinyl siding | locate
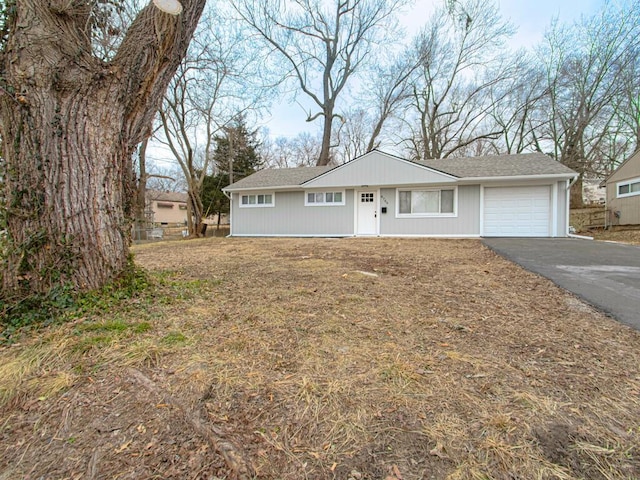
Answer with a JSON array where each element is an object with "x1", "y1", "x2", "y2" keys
[
  {"x1": 231, "y1": 183, "x2": 569, "y2": 237},
  {"x1": 304, "y1": 151, "x2": 457, "y2": 188},
  {"x1": 231, "y1": 190, "x2": 354, "y2": 236},
  {"x1": 379, "y1": 185, "x2": 480, "y2": 236},
  {"x1": 608, "y1": 195, "x2": 640, "y2": 225},
  {"x1": 606, "y1": 151, "x2": 640, "y2": 225}
]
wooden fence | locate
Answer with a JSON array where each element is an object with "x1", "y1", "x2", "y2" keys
[{"x1": 570, "y1": 207, "x2": 606, "y2": 231}]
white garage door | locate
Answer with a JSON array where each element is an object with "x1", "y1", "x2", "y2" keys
[{"x1": 484, "y1": 186, "x2": 551, "y2": 237}]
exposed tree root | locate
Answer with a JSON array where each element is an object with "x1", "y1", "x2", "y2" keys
[{"x1": 128, "y1": 368, "x2": 255, "y2": 480}]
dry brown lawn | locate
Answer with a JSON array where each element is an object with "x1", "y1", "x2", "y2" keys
[
  {"x1": 589, "y1": 228, "x2": 640, "y2": 245},
  {"x1": 1, "y1": 238, "x2": 639, "y2": 480}
]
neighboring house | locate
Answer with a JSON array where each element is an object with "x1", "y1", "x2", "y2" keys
[
  {"x1": 583, "y1": 180, "x2": 606, "y2": 205},
  {"x1": 146, "y1": 190, "x2": 189, "y2": 226},
  {"x1": 602, "y1": 149, "x2": 640, "y2": 226},
  {"x1": 223, "y1": 150, "x2": 577, "y2": 238}
]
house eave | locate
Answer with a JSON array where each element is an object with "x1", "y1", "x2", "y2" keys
[
  {"x1": 223, "y1": 184, "x2": 303, "y2": 193},
  {"x1": 223, "y1": 173, "x2": 577, "y2": 192},
  {"x1": 457, "y1": 173, "x2": 577, "y2": 183}
]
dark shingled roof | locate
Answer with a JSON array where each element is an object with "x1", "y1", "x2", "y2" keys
[
  {"x1": 224, "y1": 153, "x2": 575, "y2": 190},
  {"x1": 147, "y1": 190, "x2": 188, "y2": 202},
  {"x1": 415, "y1": 153, "x2": 576, "y2": 178},
  {"x1": 225, "y1": 166, "x2": 333, "y2": 190}
]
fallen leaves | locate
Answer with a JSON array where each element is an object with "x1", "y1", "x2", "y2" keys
[
  {"x1": 429, "y1": 443, "x2": 449, "y2": 459},
  {"x1": 114, "y1": 440, "x2": 131, "y2": 453}
]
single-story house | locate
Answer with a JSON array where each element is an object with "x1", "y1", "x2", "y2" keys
[
  {"x1": 601, "y1": 149, "x2": 640, "y2": 226},
  {"x1": 146, "y1": 190, "x2": 189, "y2": 226},
  {"x1": 223, "y1": 150, "x2": 577, "y2": 238}
]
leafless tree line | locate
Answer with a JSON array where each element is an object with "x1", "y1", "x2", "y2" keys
[{"x1": 157, "y1": 0, "x2": 639, "y2": 208}]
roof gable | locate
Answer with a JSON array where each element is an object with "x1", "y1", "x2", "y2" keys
[
  {"x1": 606, "y1": 149, "x2": 640, "y2": 185},
  {"x1": 302, "y1": 151, "x2": 457, "y2": 188}
]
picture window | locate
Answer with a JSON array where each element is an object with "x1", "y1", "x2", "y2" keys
[{"x1": 397, "y1": 189, "x2": 456, "y2": 216}]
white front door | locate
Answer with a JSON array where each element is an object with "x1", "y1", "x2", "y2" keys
[{"x1": 356, "y1": 191, "x2": 378, "y2": 235}]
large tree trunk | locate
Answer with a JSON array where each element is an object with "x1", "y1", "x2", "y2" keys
[
  {"x1": 0, "y1": 1, "x2": 206, "y2": 297},
  {"x1": 570, "y1": 175, "x2": 584, "y2": 209},
  {"x1": 1, "y1": 87, "x2": 134, "y2": 293},
  {"x1": 317, "y1": 113, "x2": 333, "y2": 166},
  {"x1": 187, "y1": 187, "x2": 205, "y2": 237}
]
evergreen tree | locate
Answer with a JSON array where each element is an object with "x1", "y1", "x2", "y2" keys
[
  {"x1": 213, "y1": 118, "x2": 263, "y2": 183},
  {"x1": 202, "y1": 118, "x2": 263, "y2": 227},
  {"x1": 201, "y1": 173, "x2": 230, "y2": 229}
]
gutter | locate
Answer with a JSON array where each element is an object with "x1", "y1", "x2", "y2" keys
[
  {"x1": 223, "y1": 184, "x2": 304, "y2": 193},
  {"x1": 225, "y1": 174, "x2": 577, "y2": 192},
  {"x1": 459, "y1": 173, "x2": 576, "y2": 183},
  {"x1": 568, "y1": 233, "x2": 594, "y2": 240}
]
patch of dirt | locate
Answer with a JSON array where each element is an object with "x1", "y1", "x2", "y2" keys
[
  {"x1": 2, "y1": 238, "x2": 640, "y2": 479},
  {"x1": 535, "y1": 421, "x2": 639, "y2": 480},
  {"x1": 588, "y1": 227, "x2": 640, "y2": 245},
  {"x1": 1, "y1": 369, "x2": 229, "y2": 479}
]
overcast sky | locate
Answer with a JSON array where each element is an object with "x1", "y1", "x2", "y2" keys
[
  {"x1": 494, "y1": 0, "x2": 604, "y2": 47},
  {"x1": 263, "y1": 0, "x2": 606, "y2": 140},
  {"x1": 148, "y1": 0, "x2": 608, "y2": 168}
]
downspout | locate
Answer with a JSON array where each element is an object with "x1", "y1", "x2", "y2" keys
[
  {"x1": 603, "y1": 183, "x2": 608, "y2": 230},
  {"x1": 566, "y1": 176, "x2": 593, "y2": 240},
  {"x1": 223, "y1": 190, "x2": 232, "y2": 237}
]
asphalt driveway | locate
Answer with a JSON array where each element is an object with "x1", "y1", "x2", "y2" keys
[{"x1": 483, "y1": 238, "x2": 640, "y2": 330}]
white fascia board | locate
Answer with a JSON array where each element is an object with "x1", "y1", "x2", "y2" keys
[
  {"x1": 224, "y1": 174, "x2": 576, "y2": 192},
  {"x1": 457, "y1": 173, "x2": 577, "y2": 183},
  {"x1": 223, "y1": 185, "x2": 302, "y2": 193}
]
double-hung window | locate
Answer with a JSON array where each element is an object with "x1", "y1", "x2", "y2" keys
[
  {"x1": 397, "y1": 188, "x2": 456, "y2": 216},
  {"x1": 240, "y1": 193, "x2": 274, "y2": 207},
  {"x1": 617, "y1": 178, "x2": 640, "y2": 198},
  {"x1": 305, "y1": 191, "x2": 345, "y2": 206}
]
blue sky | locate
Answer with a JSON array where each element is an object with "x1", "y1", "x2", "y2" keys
[
  {"x1": 400, "y1": 0, "x2": 606, "y2": 47},
  {"x1": 497, "y1": 0, "x2": 604, "y2": 47},
  {"x1": 263, "y1": 0, "x2": 606, "y2": 140},
  {"x1": 148, "y1": 0, "x2": 608, "y2": 168}
]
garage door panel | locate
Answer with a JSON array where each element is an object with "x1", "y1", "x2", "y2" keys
[{"x1": 484, "y1": 186, "x2": 550, "y2": 237}]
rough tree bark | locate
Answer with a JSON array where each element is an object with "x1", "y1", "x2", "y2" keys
[
  {"x1": 0, "y1": 0, "x2": 206, "y2": 296},
  {"x1": 136, "y1": 138, "x2": 150, "y2": 227}
]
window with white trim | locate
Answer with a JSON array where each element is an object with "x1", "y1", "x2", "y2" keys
[
  {"x1": 305, "y1": 191, "x2": 345, "y2": 206},
  {"x1": 240, "y1": 193, "x2": 274, "y2": 207},
  {"x1": 617, "y1": 178, "x2": 640, "y2": 198},
  {"x1": 397, "y1": 188, "x2": 456, "y2": 216}
]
